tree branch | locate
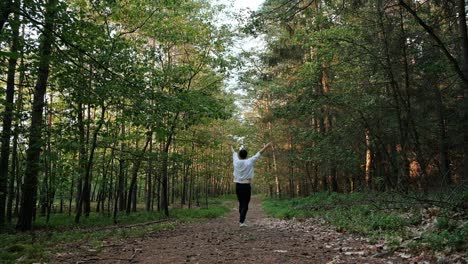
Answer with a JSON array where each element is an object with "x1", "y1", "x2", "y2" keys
[{"x1": 398, "y1": 0, "x2": 468, "y2": 84}]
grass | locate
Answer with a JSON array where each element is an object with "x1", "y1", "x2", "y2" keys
[
  {"x1": 262, "y1": 191, "x2": 467, "y2": 253},
  {"x1": 0, "y1": 196, "x2": 232, "y2": 264}
]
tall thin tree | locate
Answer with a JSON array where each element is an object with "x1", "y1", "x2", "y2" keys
[
  {"x1": 0, "y1": 0, "x2": 21, "y2": 225},
  {"x1": 17, "y1": 0, "x2": 57, "y2": 231}
]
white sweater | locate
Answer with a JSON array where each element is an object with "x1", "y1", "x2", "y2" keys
[{"x1": 233, "y1": 152, "x2": 261, "y2": 183}]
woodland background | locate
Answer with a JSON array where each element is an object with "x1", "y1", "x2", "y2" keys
[{"x1": 0, "y1": 0, "x2": 467, "y2": 235}]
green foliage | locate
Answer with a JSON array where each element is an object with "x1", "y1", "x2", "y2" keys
[
  {"x1": 418, "y1": 224, "x2": 468, "y2": 252},
  {"x1": 1, "y1": 0, "x2": 239, "y2": 231},
  {"x1": 240, "y1": 0, "x2": 466, "y2": 195},
  {"x1": 1, "y1": 242, "x2": 47, "y2": 264},
  {"x1": 171, "y1": 206, "x2": 229, "y2": 222},
  {"x1": 0, "y1": 50, "x2": 21, "y2": 59}
]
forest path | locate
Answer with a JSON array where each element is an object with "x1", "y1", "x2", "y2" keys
[{"x1": 55, "y1": 197, "x2": 433, "y2": 264}]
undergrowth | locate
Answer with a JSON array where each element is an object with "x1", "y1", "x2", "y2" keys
[
  {"x1": 263, "y1": 191, "x2": 467, "y2": 254},
  {"x1": 0, "y1": 196, "x2": 232, "y2": 264}
]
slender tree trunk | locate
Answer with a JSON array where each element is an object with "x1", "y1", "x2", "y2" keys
[
  {"x1": 126, "y1": 132, "x2": 151, "y2": 214},
  {"x1": 101, "y1": 145, "x2": 113, "y2": 213},
  {"x1": 288, "y1": 137, "x2": 295, "y2": 197},
  {"x1": 96, "y1": 146, "x2": 108, "y2": 213},
  {"x1": 195, "y1": 163, "x2": 200, "y2": 207},
  {"x1": 131, "y1": 184, "x2": 137, "y2": 212},
  {"x1": 188, "y1": 156, "x2": 193, "y2": 209},
  {"x1": 17, "y1": 0, "x2": 57, "y2": 231},
  {"x1": 118, "y1": 125, "x2": 126, "y2": 211},
  {"x1": 432, "y1": 84, "x2": 451, "y2": 184},
  {"x1": 14, "y1": 151, "x2": 20, "y2": 217},
  {"x1": 68, "y1": 153, "x2": 76, "y2": 216},
  {"x1": 161, "y1": 113, "x2": 179, "y2": 216},
  {"x1": 181, "y1": 143, "x2": 193, "y2": 206},
  {"x1": 114, "y1": 123, "x2": 126, "y2": 223},
  {"x1": 156, "y1": 156, "x2": 161, "y2": 211},
  {"x1": 75, "y1": 103, "x2": 106, "y2": 223},
  {"x1": 76, "y1": 99, "x2": 85, "y2": 213},
  {"x1": 161, "y1": 145, "x2": 170, "y2": 216},
  {"x1": 2, "y1": 0, "x2": 20, "y2": 224},
  {"x1": 7, "y1": 119, "x2": 19, "y2": 222},
  {"x1": 83, "y1": 99, "x2": 92, "y2": 215},
  {"x1": 12, "y1": 48, "x2": 24, "y2": 220},
  {"x1": 45, "y1": 94, "x2": 54, "y2": 223},
  {"x1": 113, "y1": 161, "x2": 120, "y2": 224},
  {"x1": 145, "y1": 136, "x2": 153, "y2": 211},
  {"x1": 108, "y1": 149, "x2": 114, "y2": 217},
  {"x1": 365, "y1": 129, "x2": 372, "y2": 189},
  {"x1": 457, "y1": 0, "x2": 468, "y2": 182}
]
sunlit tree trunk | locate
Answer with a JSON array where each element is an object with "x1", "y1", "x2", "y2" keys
[{"x1": 365, "y1": 129, "x2": 372, "y2": 189}]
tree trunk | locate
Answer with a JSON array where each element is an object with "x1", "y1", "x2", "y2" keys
[
  {"x1": 161, "y1": 145, "x2": 170, "y2": 216},
  {"x1": 76, "y1": 99, "x2": 85, "y2": 213},
  {"x1": 83, "y1": 100, "x2": 92, "y2": 215},
  {"x1": 1, "y1": 0, "x2": 20, "y2": 225},
  {"x1": 45, "y1": 94, "x2": 54, "y2": 223},
  {"x1": 126, "y1": 132, "x2": 151, "y2": 214},
  {"x1": 7, "y1": 106, "x2": 20, "y2": 222},
  {"x1": 145, "y1": 137, "x2": 153, "y2": 211},
  {"x1": 114, "y1": 123, "x2": 126, "y2": 223},
  {"x1": 96, "y1": 146, "x2": 108, "y2": 213},
  {"x1": 161, "y1": 113, "x2": 179, "y2": 216},
  {"x1": 107, "y1": 150, "x2": 114, "y2": 217},
  {"x1": 12, "y1": 46, "x2": 25, "y2": 220},
  {"x1": 365, "y1": 129, "x2": 372, "y2": 189},
  {"x1": 457, "y1": 0, "x2": 468, "y2": 182},
  {"x1": 17, "y1": 0, "x2": 57, "y2": 231},
  {"x1": 119, "y1": 125, "x2": 126, "y2": 211},
  {"x1": 69, "y1": 153, "x2": 76, "y2": 216},
  {"x1": 181, "y1": 143, "x2": 193, "y2": 206},
  {"x1": 75, "y1": 103, "x2": 106, "y2": 223},
  {"x1": 288, "y1": 137, "x2": 295, "y2": 197}
]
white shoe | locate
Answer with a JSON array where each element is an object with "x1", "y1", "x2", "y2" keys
[{"x1": 239, "y1": 222, "x2": 247, "y2": 227}]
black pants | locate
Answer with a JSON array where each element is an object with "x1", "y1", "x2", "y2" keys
[{"x1": 235, "y1": 183, "x2": 251, "y2": 223}]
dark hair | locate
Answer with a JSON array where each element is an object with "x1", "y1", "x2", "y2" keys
[{"x1": 239, "y1": 149, "x2": 248, "y2": 159}]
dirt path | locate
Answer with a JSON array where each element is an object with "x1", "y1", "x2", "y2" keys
[{"x1": 55, "y1": 197, "x2": 436, "y2": 263}]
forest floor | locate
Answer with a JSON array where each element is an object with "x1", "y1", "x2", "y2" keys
[{"x1": 52, "y1": 197, "x2": 444, "y2": 264}]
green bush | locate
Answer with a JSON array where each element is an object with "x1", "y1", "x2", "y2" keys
[{"x1": 421, "y1": 221, "x2": 468, "y2": 251}]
